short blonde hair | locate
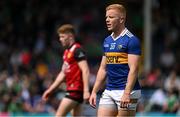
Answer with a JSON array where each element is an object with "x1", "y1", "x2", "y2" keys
[
  {"x1": 57, "y1": 24, "x2": 75, "y2": 35},
  {"x1": 106, "y1": 4, "x2": 126, "y2": 18}
]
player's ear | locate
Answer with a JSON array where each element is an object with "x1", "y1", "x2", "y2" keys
[
  {"x1": 69, "y1": 33, "x2": 74, "y2": 40},
  {"x1": 120, "y1": 17, "x2": 124, "y2": 23}
]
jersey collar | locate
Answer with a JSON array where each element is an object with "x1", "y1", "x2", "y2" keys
[
  {"x1": 111, "y1": 28, "x2": 127, "y2": 41},
  {"x1": 67, "y1": 42, "x2": 76, "y2": 49}
]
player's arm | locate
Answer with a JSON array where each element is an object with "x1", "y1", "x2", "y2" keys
[
  {"x1": 74, "y1": 47, "x2": 90, "y2": 100},
  {"x1": 92, "y1": 56, "x2": 107, "y2": 94},
  {"x1": 78, "y1": 60, "x2": 90, "y2": 100},
  {"x1": 42, "y1": 64, "x2": 66, "y2": 101},
  {"x1": 120, "y1": 36, "x2": 141, "y2": 108},
  {"x1": 124, "y1": 37, "x2": 141, "y2": 95},
  {"x1": 46, "y1": 69, "x2": 66, "y2": 93},
  {"x1": 124, "y1": 54, "x2": 140, "y2": 95},
  {"x1": 89, "y1": 56, "x2": 107, "y2": 108},
  {"x1": 120, "y1": 54, "x2": 140, "y2": 108}
]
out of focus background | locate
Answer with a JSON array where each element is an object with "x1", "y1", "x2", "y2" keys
[{"x1": 0, "y1": 0, "x2": 180, "y2": 116}]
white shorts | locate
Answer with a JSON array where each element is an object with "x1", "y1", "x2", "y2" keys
[{"x1": 99, "y1": 89, "x2": 141, "y2": 110}]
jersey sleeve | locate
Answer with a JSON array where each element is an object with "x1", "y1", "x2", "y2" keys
[
  {"x1": 103, "y1": 38, "x2": 108, "y2": 56},
  {"x1": 74, "y1": 47, "x2": 87, "y2": 61},
  {"x1": 127, "y1": 36, "x2": 141, "y2": 55}
]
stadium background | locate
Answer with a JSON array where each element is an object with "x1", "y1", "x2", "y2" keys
[{"x1": 0, "y1": 0, "x2": 180, "y2": 116}]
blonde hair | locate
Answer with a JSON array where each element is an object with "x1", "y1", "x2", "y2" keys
[
  {"x1": 57, "y1": 24, "x2": 75, "y2": 35},
  {"x1": 106, "y1": 4, "x2": 126, "y2": 18}
]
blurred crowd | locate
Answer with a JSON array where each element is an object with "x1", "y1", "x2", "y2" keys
[
  {"x1": 0, "y1": 0, "x2": 180, "y2": 116},
  {"x1": 137, "y1": 0, "x2": 180, "y2": 115}
]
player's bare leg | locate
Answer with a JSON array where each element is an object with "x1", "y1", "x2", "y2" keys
[
  {"x1": 97, "y1": 106, "x2": 118, "y2": 117},
  {"x1": 118, "y1": 109, "x2": 136, "y2": 117},
  {"x1": 117, "y1": 99, "x2": 137, "y2": 117},
  {"x1": 71, "y1": 103, "x2": 82, "y2": 116},
  {"x1": 55, "y1": 97, "x2": 79, "y2": 117}
]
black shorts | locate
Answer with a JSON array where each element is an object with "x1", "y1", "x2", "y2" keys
[{"x1": 65, "y1": 91, "x2": 83, "y2": 103}]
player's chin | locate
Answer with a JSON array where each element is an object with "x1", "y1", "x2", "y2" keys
[{"x1": 107, "y1": 27, "x2": 113, "y2": 31}]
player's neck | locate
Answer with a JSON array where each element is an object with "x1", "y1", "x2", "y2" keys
[
  {"x1": 113, "y1": 26, "x2": 125, "y2": 38},
  {"x1": 68, "y1": 40, "x2": 75, "y2": 48}
]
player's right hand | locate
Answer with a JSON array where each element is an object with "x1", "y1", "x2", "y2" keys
[
  {"x1": 89, "y1": 93, "x2": 97, "y2": 108},
  {"x1": 42, "y1": 90, "x2": 51, "y2": 102}
]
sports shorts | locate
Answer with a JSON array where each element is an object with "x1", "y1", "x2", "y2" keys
[
  {"x1": 99, "y1": 89, "x2": 141, "y2": 110},
  {"x1": 65, "y1": 90, "x2": 83, "y2": 103}
]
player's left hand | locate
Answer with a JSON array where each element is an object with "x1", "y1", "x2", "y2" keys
[{"x1": 120, "y1": 92, "x2": 130, "y2": 108}]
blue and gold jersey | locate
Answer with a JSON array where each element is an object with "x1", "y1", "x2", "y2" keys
[{"x1": 103, "y1": 28, "x2": 141, "y2": 90}]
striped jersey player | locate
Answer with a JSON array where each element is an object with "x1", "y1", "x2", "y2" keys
[{"x1": 103, "y1": 28, "x2": 141, "y2": 90}]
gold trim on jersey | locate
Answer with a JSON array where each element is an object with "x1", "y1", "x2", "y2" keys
[{"x1": 105, "y1": 52, "x2": 128, "y2": 64}]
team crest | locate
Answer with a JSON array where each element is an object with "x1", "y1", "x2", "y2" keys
[
  {"x1": 67, "y1": 53, "x2": 72, "y2": 58},
  {"x1": 118, "y1": 45, "x2": 123, "y2": 50}
]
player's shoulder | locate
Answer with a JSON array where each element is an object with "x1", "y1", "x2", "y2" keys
[
  {"x1": 123, "y1": 29, "x2": 140, "y2": 42},
  {"x1": 73, "y1": 43, "x2": 84, "y2": 51},
  {"x1": 103, "y1": 35, "x2": 112, "y2": 43},
  {"x1": 123, "y1": 29, "x2": 135, "y2": 38},
  {"x1": 104, "y1": 35, "x2": 111, "y2": 40},
  {"x1": 74, "y1": 42, "x2": 82, "y2": 48},
  {"x1": 69, "y1": 43, "x2": 83, "y2": 53}
]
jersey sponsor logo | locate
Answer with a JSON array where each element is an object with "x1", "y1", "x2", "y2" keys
[{"x1": 105, "y1": 52, "x2": 128, "y2": 64}]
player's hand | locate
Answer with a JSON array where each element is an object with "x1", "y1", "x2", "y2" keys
[
  {"x1": 120, "y1": 92, "x2": 130, "y2": 108},
  {"x1": 83, "y1": 91, "x2": 90, "y2": 103},
  {"x1": 42, "y1": 90, "x2": 51, "y2": 102},
  {"x1": 89, "y1": 92, "x2": 97, "y2": 108}
]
